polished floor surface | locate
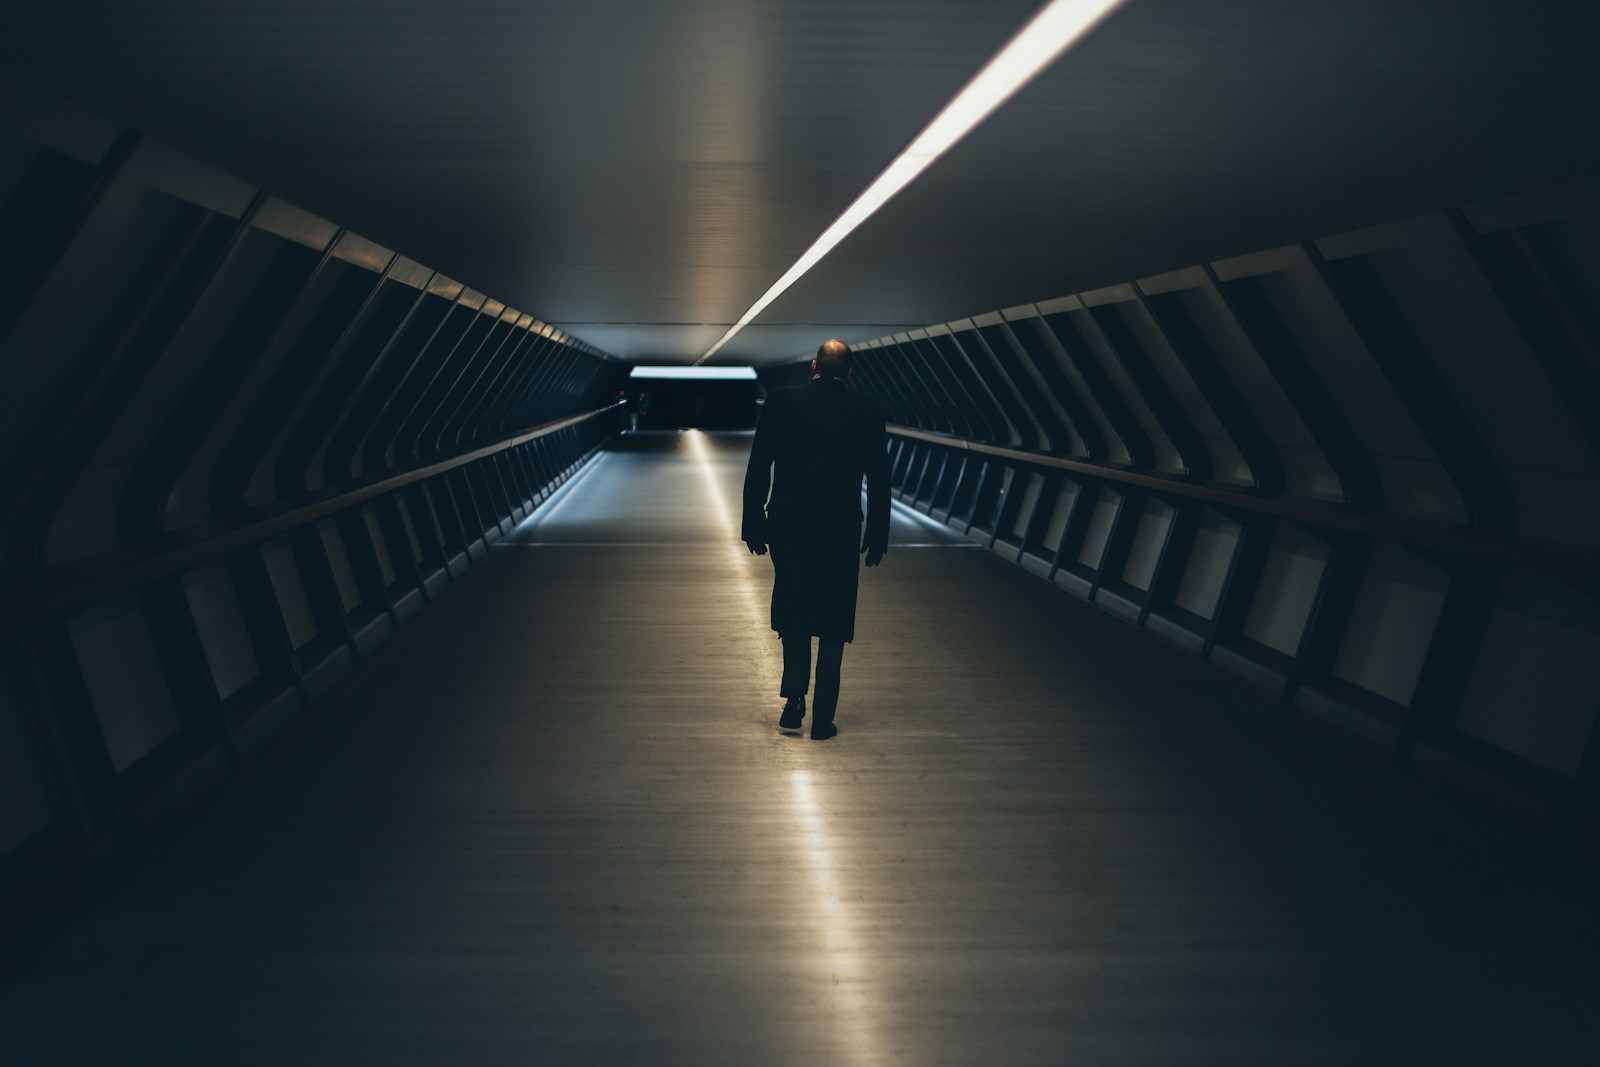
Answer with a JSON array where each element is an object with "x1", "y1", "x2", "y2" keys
[{"x1": 3, "y1": 431, "x2": 1598, "y2": 1064}]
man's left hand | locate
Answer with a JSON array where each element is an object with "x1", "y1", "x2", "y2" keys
[{"x1": 745, "y1": 540, "x2": 768, "y2": 556}]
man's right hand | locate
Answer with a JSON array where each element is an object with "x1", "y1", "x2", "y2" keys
[
  {"x1": 745, "y1": 540, "x2": 768, "y2": 556},
  {"x1": 862, "y1": 543, "x2": 885, "y2": 567}
]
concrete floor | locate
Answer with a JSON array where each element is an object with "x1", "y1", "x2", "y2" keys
[{"x1": 2, "y1": 431, "x2": 1598, "y2": 1064}]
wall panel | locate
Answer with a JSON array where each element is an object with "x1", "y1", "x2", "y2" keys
[
  {"x1": 1455, "y1": 573, "x2": 1600, "y2": 778},
  {"x1": 0, "y1": 83, "x2": 626, "y2": 929},
  {"x1": 823, "y1": 182, "x2": 1600, "y2": 832},
  {"x1": 1331, "y1": 543, "x2": 1449, "y2": 707}
]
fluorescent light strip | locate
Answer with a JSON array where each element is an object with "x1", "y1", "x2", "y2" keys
[
  {"x1": 695, "y1": 0, "x2": 1127, "y2": 364},
  {"x1": 630, "y1": 365, "x2": 758, "y2": 380}
]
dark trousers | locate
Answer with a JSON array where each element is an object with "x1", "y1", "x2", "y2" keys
[{"x1": 780, "y1": 634, "x2": 845, "y2": 725}]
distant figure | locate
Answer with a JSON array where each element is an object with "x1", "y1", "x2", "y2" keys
[{"x1": 742, "y1": 339, "x2": 889, "y2": 740}]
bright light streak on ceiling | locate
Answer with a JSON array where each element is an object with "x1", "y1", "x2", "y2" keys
[{"x1": 695, "y1": 0, "x2": 1129, "y2": 364}]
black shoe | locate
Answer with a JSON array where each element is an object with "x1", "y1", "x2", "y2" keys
[
  {"x1": 810, "y1": 722, "x2": 837, "y2": 741},
  {"x1": 779, "y1": 696, "x2": 805, "y2": 731}
]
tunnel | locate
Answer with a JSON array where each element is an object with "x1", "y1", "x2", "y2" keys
[{"x1": 3, "y1": 1, "x2": 1600, "y2": 1062}]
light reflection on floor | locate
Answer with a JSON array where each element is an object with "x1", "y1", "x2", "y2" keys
[
  {"x1": 686, "y1": 429, "x2": 882, "y2": 1064},
  {"x1": 789, "y1": 767, "x2": 881, "y2": 1065},
  {"x1": 684, "y1": 429, "x2": 767, "y2": 630}
]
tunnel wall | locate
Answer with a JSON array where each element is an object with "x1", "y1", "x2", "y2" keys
[
  {"x1": 763, "y1": 185, "x2": 1600, "y2": 836},
  {"x1": 0, "y1": 83, "x2": 628, "y2": 930}
]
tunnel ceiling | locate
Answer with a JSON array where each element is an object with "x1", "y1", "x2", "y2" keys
[{"x1": 2, "y1": 0, "x2": 1596, "y2": 364}]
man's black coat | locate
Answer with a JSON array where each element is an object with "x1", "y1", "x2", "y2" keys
[{"x1": 741, "y1": 375, "x2": 890, "y2": 642}]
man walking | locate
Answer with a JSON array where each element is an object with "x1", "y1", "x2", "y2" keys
[{"x1": 742, "y1": 339, "x2": 890, "y2": 740}]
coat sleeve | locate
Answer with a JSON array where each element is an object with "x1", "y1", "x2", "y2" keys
[
  {"x1": 742, "y1": 392, "x2": 780, "y2": 542},
  {"x1": 862, "y1": 402, "x2": 890, "y2": 555}
]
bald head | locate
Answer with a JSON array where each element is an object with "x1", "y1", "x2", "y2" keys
[{"x1": 813, "y1": 339, "x2": 852, "y2": 381}]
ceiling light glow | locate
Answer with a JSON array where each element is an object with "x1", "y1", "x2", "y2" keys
[
  {"x1": 630, "y1": 365, "x2": 758, "y2": 380},
  {"x1": 695, "y1": 0, "x2": 1127, "y2": 363}
]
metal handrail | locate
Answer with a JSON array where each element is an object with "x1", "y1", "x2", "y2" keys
[
  {"x1": 888, "y1": 423, "x2": 1600, "y2": 588},
  {"x1": 1, "y1": 402, "x2": 625, "y2": 634}
]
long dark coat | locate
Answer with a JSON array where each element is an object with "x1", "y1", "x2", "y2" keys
[{"x1": 741, "y1": 375, "x2": 890, "y2": 642}]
